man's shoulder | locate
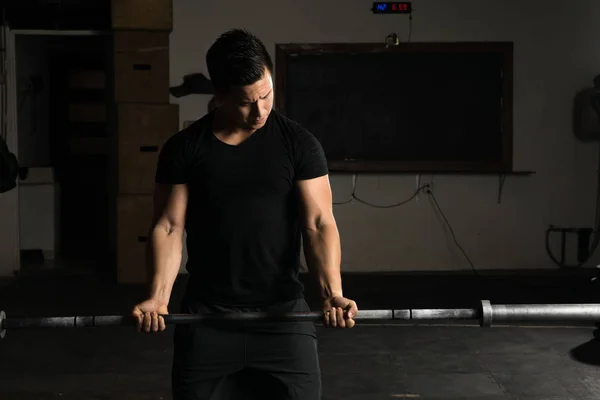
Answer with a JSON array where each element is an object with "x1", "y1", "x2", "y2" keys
[
  {"x1": 164, "y1": 111, "x2": 212, "y2": 147},
  {"x1": 269, "y1": 109, "x2": 312, "y2": 139},
  {"x1": 268, "y1": 111, "x2": 328, "y2": 178},
  {"x1": 180, "y1": 111, "x2": 214, "y2": 137}
]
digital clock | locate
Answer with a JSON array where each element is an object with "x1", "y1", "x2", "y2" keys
[{"x1": 371, "y1": 2, "x2": 412, "y2": 14}]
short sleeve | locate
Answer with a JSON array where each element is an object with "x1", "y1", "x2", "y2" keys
[
  {"x1": 294, "y1": 128, "x2": 329, "y2": 181},
  {"x1": 155, "y1": 132, "x2": 189, "y2": 184}
]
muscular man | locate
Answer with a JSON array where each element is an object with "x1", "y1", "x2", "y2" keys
[{"x1": 132, "y1": 29, "x2": 358, "y2": 399}]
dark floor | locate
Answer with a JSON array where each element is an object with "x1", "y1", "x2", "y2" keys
[{"x1": 2, "y1": 268, "x2": 600, "y2": 399}]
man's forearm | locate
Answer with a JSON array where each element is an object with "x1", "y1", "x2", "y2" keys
[
  {"x1": 302, "y1": 222, "x2": 343, "y2": 299},
  {"x1": 146, "y1": 225, "x2": 184, "y2": 305}
]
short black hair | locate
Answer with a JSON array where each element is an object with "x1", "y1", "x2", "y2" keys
[{"x1": 206, "y1": 29, "x2": 273, "y2": 92}]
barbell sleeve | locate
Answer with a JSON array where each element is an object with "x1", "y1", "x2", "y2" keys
[{"x1": 485, "y1": 303, "x2": 600, "y2": 324}]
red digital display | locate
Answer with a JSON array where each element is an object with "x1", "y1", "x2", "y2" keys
[{"x1": 372, "y1": 2, "x2": 412, "y2": 14}]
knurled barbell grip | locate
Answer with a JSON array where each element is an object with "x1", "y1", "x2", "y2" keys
[{"x1": 0, "y1": 310, "x2": 397, "y2": 331}]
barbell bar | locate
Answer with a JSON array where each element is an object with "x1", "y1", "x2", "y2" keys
[{"x1": 2, "y1": 300, "x2": 600, "y2": 339}]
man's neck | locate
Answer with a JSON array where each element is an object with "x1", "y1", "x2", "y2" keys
[{"x1": 212, "y1": 108, "x2": 256, "y2": 136}]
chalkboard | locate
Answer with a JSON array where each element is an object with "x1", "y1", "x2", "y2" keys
[{"x1": 275, "y1": 43, "x2": 513, "y2": 172}]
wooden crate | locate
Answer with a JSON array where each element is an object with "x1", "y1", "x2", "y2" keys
[
  {"x1": 117, "y1": 103, "x2": 179, "y2": 194},
  {"x1": 68, "y1": 69, "x2": 106, "y2": 90},
  {"x1": 113, "y1": 31, "x2": 170, "y2": 103},
  {"x1": 117, "y1": 194, "x2": 153, "y2": 284},
  {"x1": 111, "y1": 0, "x2": 173, "y2": 31},
  {"x1": 69, "y1": 137, "x2": 108, "y2": 156},
  {"x1": 69, "y1": 103, "x2": 106, "y2": 122}
]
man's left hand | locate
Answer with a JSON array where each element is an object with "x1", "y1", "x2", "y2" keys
[{"x1": 322, "y1": 296, "x2": 359, "y2": 328}]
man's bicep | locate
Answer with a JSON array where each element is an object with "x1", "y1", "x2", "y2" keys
[
  {"x1": 152, "y1": 183, "x2": 188, "y2": 232},
  {"x1": 296, "y1": 175, "x2": 334, "y2": 230}
]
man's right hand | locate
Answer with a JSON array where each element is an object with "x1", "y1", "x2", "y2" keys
[{"x1": 132, "y1": 299, "x2": 169, "y2": 333}]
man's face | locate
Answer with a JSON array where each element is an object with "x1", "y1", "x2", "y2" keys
[{"x1": 217, "y1": 68, "x2": 274, "y2": 131}]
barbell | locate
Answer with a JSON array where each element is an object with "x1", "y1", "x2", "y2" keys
[{"x1": 2, "y1": 300, "x2": 600, "y2": 339}]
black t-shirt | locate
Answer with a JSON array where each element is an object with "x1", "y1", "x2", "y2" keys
[{"x1": 155, "y1": 109, "x2": 328, "y2": 307}]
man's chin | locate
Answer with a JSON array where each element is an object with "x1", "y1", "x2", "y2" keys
[{"x1": 249, "y1": 118, "x2": 266, "y2": 128}]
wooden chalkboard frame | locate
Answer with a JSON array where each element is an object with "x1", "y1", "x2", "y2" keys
[{"x1": 274, "y1": 42, "x2": 514, "y2": 173}]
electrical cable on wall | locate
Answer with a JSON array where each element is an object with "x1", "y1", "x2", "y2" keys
[
  {"x1": 381, "y1": 1, "x2": 413, "y2": 47},
  {"x1": 333, "y1": 174, "x2": 478, "y2": 277},
  {"x1": 407, "y1": 9, "x2": 413, "y2": 42}
]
